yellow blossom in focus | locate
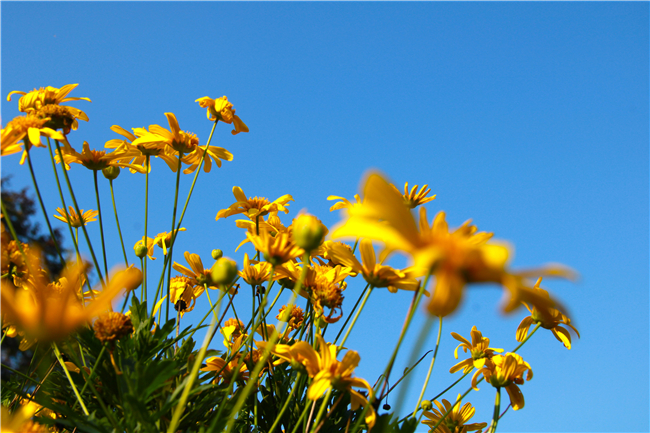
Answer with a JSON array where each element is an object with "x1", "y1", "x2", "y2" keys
[
  {"x1": 391, "y1": 182, "x2": 436, "y2": 209},
  {"x1": 421, "y1": 394, "x2": 487, "y2": 433},
  {"x1": 239, "y1": 253, "x2": 275, "y2": 286},
  {"x1": 105, "y1": 124, "x2": 178, "y2": 173},
  {"x1": 1, "y1": 116, "x2": 66, "y2": 164},
  {"x1": 516, "y1": 278, "x2": 580, "y2": 349},
  {"x1": 277, "y1": 304, "x2": 304, "y2": 332},
  {"x1": 216, "y1": 186, "x2": 294, "y2": 221},
  {"x1": 195, "y1": 95, "x2": 249, "y2": 135},
  {"x1": 471, "y1": 353, "x2": 533, "y2": 411},
  {"x1": 54, "y1": 140, "x2": 144, "y2": 172},
  {"x1": 172, "y1": 251, "x2": 217, "y2": 290},
  {"x1": 152, "y1": 227, "x2": 186, "y2": 256},
  {"x1": 247, "y1": 231, "x2": 304, "y2": 266},
  {"x1": 134, "y1": 237, "x2": 156, "y2": 260},
  {"x1": 449, "y1": 326, "x2": 503, "y2": 374},
  {"x1": 53, "y1": 206, "x2": 98, "y2": 228},
  {"x1": 7, "y1": 84, "x2": 90, "y2": 134},
  {"x1": 169, "y1": 275, "x2": 205, "y2": 316}
]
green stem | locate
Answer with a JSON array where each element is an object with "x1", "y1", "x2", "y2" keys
[
  {"x1": 413, "y1": 316, "x2": 443, "y2": 415},
  {"x1": 513, "y1": 323, "x2": 541, "y2": 353},
  {"x1": 290, "y1": 403, "x2": 313, "y2": 433},
  {"x1": 268, "y1": 372, "x2": 302, "y2": 433},
  {"x1": 337, "y1": 286, "x2": 373, "y2": 350},
  {"x1": 144, "y1": 155, "x2": 150, "y2": 305},
  {"x1": 488, "y1": 388, "x2": 501, "y2": 433},
  {"x1": 93, "y1": 170, "x2": 109, "y2": 277},
  {"x1": 52, "y1": 343, "x2": 89, "y2": 415},
  {"x1": 334, "y1": 283, "x2": 370, "y2": 344},
  {"x1": 109, "y1": 179, "x2": 129, "y2": 267},
  {"x1": 165, "y1": 154, "x2": 183, "y2": 323},
  {"x1": 309, "y1": 388, "x2": 333, "y2": 433}
]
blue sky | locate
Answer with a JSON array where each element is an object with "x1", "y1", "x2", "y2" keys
[{"x1": 1, "y1": 2, "x2": 648, "y2": 432}]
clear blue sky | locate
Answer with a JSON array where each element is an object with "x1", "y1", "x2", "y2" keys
[{"x1": 2, "y1": 2, "x2": 648, "y2": 432}]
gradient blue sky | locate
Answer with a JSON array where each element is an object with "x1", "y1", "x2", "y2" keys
[{"x1": 1, "y1": 2, "x2": 648, "y2": 432}]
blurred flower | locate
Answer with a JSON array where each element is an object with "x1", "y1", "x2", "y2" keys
[
  {"x1": 53, "y1": 206, "x2": 98, "y2": 228},
  {"x1": 247, "y1": 231, "x2": 304, "y2": 266},
  {"x1": 421, "y1": 394, "x2": 487, "y2": 433},
  {"x1": 201, "y1": 356, "x2": 249, "y2": 384},
  {"x1": 0, "y1": 261, "x2": 142, "y2": 342},
  {"x1": 327, "y1": 239, "x2": 420, "y2": 293},
  {"x1": 391, "y1": 182, "x2": 436, "y2": 209},
  {"x1": 449, "y1": 326, "x2": 503, "y2": 374},
  {"x1": 515, "y1": 278, "x2": 580, "y2": 349},
  {"x1": 327, "y1": 194, "x2": 362, "y2": 212},
  {"x1": 94, "y1": 312, "x2": 134, "y2": 344},
  {"x1": 1, "y1": 240, "x2": 40, "y2": 290},
  {"x1": 195, "y1": 95, "x2": 249, "y2": 135},
  {"x1": 1, "y1": 116, "x2": 65, "y2": 163},
  {"x1": 471, "y1": 353, "x2": 533, "y2": 411},
  {"x1": 216, "y1": 186, "x2": 294, "y2": 221},
  {"x1": 1, "y1": 404, "x2": 48, "y2": 433}
]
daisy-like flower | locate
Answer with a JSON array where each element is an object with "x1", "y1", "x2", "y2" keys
[
  {"x1": 216, "y1": 186, "x2": 294, "y2": 221},
  {"x1": 105, "y1": 124, "x2": 179, "y2": 173},
  {"x1": 234, "y1": 212, "x2": 290, "y2": 251},
  {"x1": 332, "y1": 173, "x2": 574, "y2": 317},
  {"x1": 471, "y1": 353, "x2": 533, "y2": 411},
  {"x1": 327, "y1": 239, "x2": 420, "y2": 293},
  {"x1": 449, "y1": 326, "x2": 503, "y2": 374},
  {"x1": 195, "y1": 95, "x2": 249, "y2": 135},
  {"x1": 1, "y1": 116, "x2": 66, "y2": 163},
  {"x1": 391, "y1": 182, "x2": 436, "y2": 209},
  {"x1": 277, "y1": 304, "x2": 305, "y2": 332},
  {"x1": 239, "y1": 253, "x2": 276, "y2": 286},
  {"x1": 0, "y1": 260, "x2": 142, "y2": 342},
  {"x1": 247, "y1": 231, "x2": 304, "y2": 266},
  {"x1": 327, "y1": 194, "x2": 362, "y2": 212},
  {"x1": 152, "y1": 227, "x2": 186, "y2": 256},
  {"x1": 54, "y1": 141, "x2": 144, "y2": 172},
  {"x1": 201, "y1": 356, "x2": 249, "y2": 385},
  {"x1": 7, "y1": 84, "x2": 91, "y2": 134},
  {"x1": 169, "y1": 275, "x2": 205, "y2": 316},
  {"x1": 53, "y1": 206, "x2": 99, "y2": 228},
  {"x1": 173, "y1": 251, "x2": 218, "y2": 290},
  {"x1": 515, "y1": 277, "x2": 580, "y2": 349},
  {"x1": 421, "y1": 394, "x2": 487, "y2": 433}
]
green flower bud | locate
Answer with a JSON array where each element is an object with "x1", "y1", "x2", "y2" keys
[
  {"x1": 102, "y1": 166, "x2": 121, "y2": 180},
  {"x1": 210, "y1": 257, "x2": 238, "y2": 285},
  {"x1": 211, "y1": 249, "x2": 223, "y2": 260},
  {"x1": 292, "y1": 214, "x2": 326, "y2": 252},
  {"x1": 134, "y1": 244, "x2": 148, "y2": 258},
  {"x1": 420, "y1": 400, "x2": 433, "y2": 411}
]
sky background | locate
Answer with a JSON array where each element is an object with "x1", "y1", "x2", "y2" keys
[{"x1": 1, "y1": 2, "x2": 648, "y2": 432}]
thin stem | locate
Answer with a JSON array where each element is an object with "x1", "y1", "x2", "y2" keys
[
  {"x1": 109, "y1": 179, "x2": 129, "y2": 267},
  {"x1": 268, "y1": 372, "x2": 302, "y2": 433},
  {"x1": 413, "y1": 316, "x2": 444, "y2": 415},
  {"x1": 337, "y1": 286, "x2": 373, "y2": 350},
  {"x1": 93, "y1": 170, "x2": 109, "y2": 277},
  {"x1": 488, "y1": 388, "x2": 501, "y2": 433},
  {"x1": 334, "y1": 284, "x2": 370, "y2": 344},
  {"x1": 513, "y1": 323, "x2": 541, "y2": 353},
  {"x1": 144, "y1": 155, "x2": 150, "y2": 305},
  {"x1": 52, "y1": 343, "x2": 89, "y2": 416},
  {"x1": 290, "y1": 403, "x2": 312, "y2": 433},
  {"x1": 309, "y1": 388, "x2": 333, "y2": 433},
  {"x1": 165, "y1": 154, "x2": 183, "y2": 323}
]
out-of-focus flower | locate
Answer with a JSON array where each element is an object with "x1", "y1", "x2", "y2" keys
[
  {"x1": 94, "y1": 312, "x2": 134, "y2": 344},
  {"x1": 292, "y1": 214, "x2": 328, "y2": 252},
  {"x1": 327, "y1": 194, "x2": 362, "y2": 212},
  {"x1": 201, "y1": 356, "x2": 249, "y2": 384},
  {"x1": 449, "y1": 326, "x2": 503, "y2": 374},
  {"x1": 421, "y1": 394, "x2": 487, "y2": 433},
  {"x1": 332, "y1": 173, "x2": 575, "y2": 317},
  {"x1": 391, "y1": 182, "x2": 436, "y2": 209},
  {"x1": 515, "y1": 278, "x2": 580, "y2": 349},
  {"x1": 471, "y1": 353, "x2": 533, "y2": 411},
  {"x1": 195, "y1": 96, "x2": 249, "y2": 135},
  {"x1": 216, "y1": 187, "x2": 294, "y2": 221},
  {"x1": 277, "y1": 304, "x2": 304, "y2": 332},
  {"x1": 1, "y1": 116, "x2": 65, "y2": 163},
  {"x1": 1, "y1": 404, "x2": 48, "y2": 433},
  {"x1": 327, "y1": 239, "x2": 420, "y2": 293},
  {"x1": 0, "y1": 261, "x2": 142, "y2": 342},
  {"x1": 7, "y1": 84, "x2": 91, "y2": 134},
  {"x1": 53, "y1": 206, "x2": 99, "y2": 228},
  {"x1": 1, "y1": 240, "x2": 40, "y2": 290},
  {"x1": 247, "y1": 231, "x2": 304, "y2": 266}
]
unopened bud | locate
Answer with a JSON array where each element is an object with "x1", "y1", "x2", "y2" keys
[
  {"x1": 210, "y1": 257, "x2": 238, "y2": 285},
  {"x1": 102, "y1": 166, "x2": 121, "y2": 180},
  {"x1": 212, "y1": 249, "x2": 223, "y2": 260},
  {"x1": 134, "y1": 244, "x2": 148, "y2": 258},
  {"x1": 292, "y1": 214, "x2": 326, "y2": 251},
  {"x1": 420, "y1": 400, "x2": 433, "y2": 411}
]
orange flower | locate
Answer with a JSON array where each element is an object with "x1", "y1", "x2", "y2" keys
[{"x1": 195, "y1": 96, "x2": 249, "y2": 135}]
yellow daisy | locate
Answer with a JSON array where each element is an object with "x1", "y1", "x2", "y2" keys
[
  {"x1": 391, "y1": 182, "x2": 436, "y2": 209},
  {"x1": 471, "y1": 353, "x2": 533, "y2": 411},
  {"x1": 421, "y1": 394, "x2": 487, "y2": 433},
  {"x1": 53, "y1": 206, "x2": 99, "y2": 228},
  {"x1": 216, "y1": 186, "x2": 294, "y2": 221},
  {"x1": 1, "y1": 116, "x2": 66, "y2": 164},
  {"x1": 449, "y1": 326, "x2": 503, "y2": 374},
  {"x1": 195, "y1": 95, "x2": 249, "y2": 135}
]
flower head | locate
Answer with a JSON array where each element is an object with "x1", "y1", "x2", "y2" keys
[
  {"x1": 195, "y1": 96, "x2": 249, "y2": 135},
  {"x1": 173, "y1": 251, "x2": 218, "y2": 290},
  {"x1": 239, "y1": 253, "x2": 275, "y2": 286},
  {"x1": 247, "y1": 231, "x2": 304, "y2": 266},
  {"x1": 421, "y1": 394, "x2": 487, "y2": 433},
  {"x1": 391, "y1": 182, "x2": 436, "y2": 209},
  {"x1": 55, "y1": 141, "x2": 144, "y2": 172},
  {"x1": 94, "y1": 312, "x2": 134, "y2": 344},
  {"x1": 201, "y1": 356, "x2": 249, "y2": 385},
  {"x1": 169, "y1": 275, "x2": 205, "y2": 316},
  {"x1": 515, "y1": 277, "x2": 580, "y2": 349},
  {"x1": 216, "y1": 186, "x2": 294, "y2": 221},
  {"x1": 1, "y1": 116, "x2": 65, "y2": 164},
  {"x1": 472, "y1": 353, "x2": 533, "y2": 411},
  {"x1": 449, "y1": 326, "x2": 503, "y2": 374},
  {"x1": 53, "y1": 206, "x2": 98, "y2": 228}
]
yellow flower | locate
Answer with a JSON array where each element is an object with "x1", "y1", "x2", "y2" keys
[
  {"x1": 332, "y1": 173, "x2": 574, "y2": 317},
  {"x1": 1, "y1": 116, "x2": 66, "y2": 163},
  {"x1": 391, "y1": 182, "x2": 436, "y2": 209},
  {"x1": 195, "y1": 95, "x2": 249, "y2": 135},
  {"x1": 54, "y1": 140, "x2": 144, "y2": 172},
  {"x1": 0, "y1": 261, "x2": 142, "y2": 342},
  {"x1": 247, "y1": 231, "x2": 304, "y2": 266},
  {"x1": 327, "y1": 194, "x2": 362, "y2": 212},
  {"x1": 276, "y1": 304, "x2": 305, "y2": 332},
  {"x1": 1, "y1": 404, "x2": 48, "y2": 433},
  {"x1": 200, "y1": 356, "x2": 249, "y2": 384},
  {"x1": 7, "y1": 84, "x2": 91, "y2": 134},
  {"x1": 134, "y1": 237, "x2": 156, "y2": 260},
  {"x1": 449, "y1": 326, "x2": 503, "y2": 374},
  {"x1": 53, "y1": 206, "x2": 99, "y2": 228},
  {"x1": 239, "y1": 253, "x2": 275, "y2": 286},
  {"x1": 173, "y1": 251, "x2": 218, "y2": 290},
  {"x1": 152, "y1": 227, "x2": 186, "y2": 256},
  {"x1": 233, "y1": 212, "x2": 290, "y2": 251},
  {"x1": 421, "y1": 394, "x2": 487, "y2": 433},
  {"x1": 326, "y1": 239, "x2": 420, "y2": 293},
  {"x1": 515, "y1": 278, "x2": 580, "y2": 349},
  {"x1": 216, "y1": 186, "x2": 294, "y2": 221},
  {"x1": 106, "y1": 124, "x2": 179, "y2": 173},
  {"x1": 169, "y1": 275, "x2": 205, "y2": 316},
  {"x1": 471, "y1": 353, "x2": 533, "y2": 411}
]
